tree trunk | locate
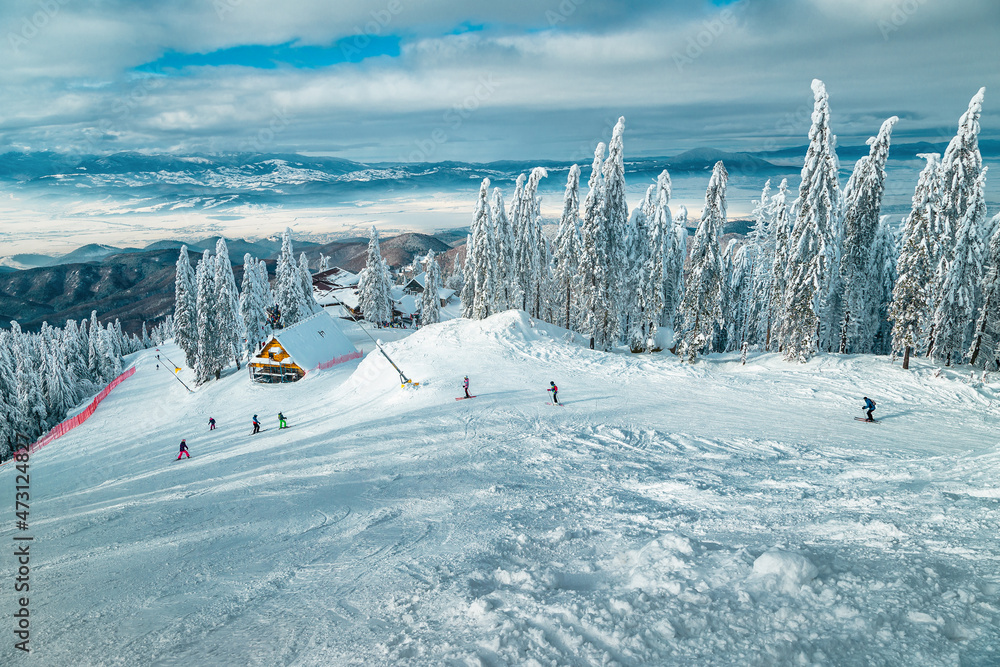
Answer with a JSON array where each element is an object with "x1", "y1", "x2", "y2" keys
[
  {"x1": 902, "y1": 345, "x2": 911, "y2": 370},
  {"x1": 565, "y1": 284, "x2": 571, "y2": 330}
]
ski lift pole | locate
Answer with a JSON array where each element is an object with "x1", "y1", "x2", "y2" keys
[
  {"x1": 320, "y1": 287, "x2": 416, "y2": 387},
  {"x1": 155, "y1": 352, "x2": 194, "y2": 392},
  {"x1": 376, "y1": 345, "x2": 411, "y2": 386}
]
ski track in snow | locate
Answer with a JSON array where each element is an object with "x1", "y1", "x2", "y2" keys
[{"x1": 5, "y1": 312, "x2": 1000, "y2": 665}]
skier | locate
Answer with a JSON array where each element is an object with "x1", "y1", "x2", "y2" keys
[
  {"x1": 463, "y1": 376, "x2": 470, "y2": 398},
  {"x1": 177, "y1": 439, "x2": 190, "y2": 460},
  {"x1": 208, "y1": 417, "x2": 216, "y2": 430},
  {"x1": 548, "y1": 381, "x2": 559, "y2": 404},
  {"x1": 252, "y1": 414, "x2": 261, "y2": 434},
  {"x1": 278, "y1": 412, "x2": 288, "y2": 429},
  {"x1": 863, "y1": 397, "x2": 876, "y2": 422}
]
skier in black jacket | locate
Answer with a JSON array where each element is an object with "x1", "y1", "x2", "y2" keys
[{"x1": 177, "y1": 439, "x2": 190, "y2": 460}]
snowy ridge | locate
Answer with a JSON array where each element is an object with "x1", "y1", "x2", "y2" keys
[{"x1": 5, "y1": 311, "x2": 1000, "y2": 664}]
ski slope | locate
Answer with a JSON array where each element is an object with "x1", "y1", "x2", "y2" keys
[{"x1": 6, "y1": 311, "x2": 1000, "y2": 665}]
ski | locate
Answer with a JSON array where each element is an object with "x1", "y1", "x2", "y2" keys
[
  {"x1": 545, "y1": 402, "x2": 564, "y2": 406},
  {"x1": 455, "y1": 396, "x2": 477, "y2": 400},
  {"x1": 854, "y1": 417, "x2": 880, "y2": 423}
]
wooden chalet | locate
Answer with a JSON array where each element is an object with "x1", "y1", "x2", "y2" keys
[{"x1": 249, "y1": 310, "x2": 361, "y2": 383}]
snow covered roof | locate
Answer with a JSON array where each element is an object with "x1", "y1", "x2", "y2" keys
[
  {"x1": 389, "y1": 285, "x2": 405, "y2": 300},
  {"x1": 313, "y1": 267, "x2": 359, "y2": 291},
  {"x1": 438, "y1": 287, "x2": 456, "y2": 300},
  {"x1": 258, "y1": 310, "x2": 360, "y2": 372},
  {"x1": 394, "y1": 294, "x2": 419, "y2": 316},
  {"x1": 315, "y1": 286, "x2": 359, "y2": 308}
]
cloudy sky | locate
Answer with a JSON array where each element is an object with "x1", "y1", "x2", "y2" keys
[{"x1": 1, "y1": 0, "x2": 997, "y2": 163}]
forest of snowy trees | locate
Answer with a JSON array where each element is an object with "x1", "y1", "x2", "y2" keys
[
  {"x1": 173, "y1": 228, "x2": 320, "y2": 385},
  {"x1": 0, "y1": 313, "x2": 168, "y2": 460},
  {"x1": 459, "y1": 80, "x2": 996, "y2": 370}
]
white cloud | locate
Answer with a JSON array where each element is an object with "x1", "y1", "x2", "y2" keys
[{"x1": 0, "y1": 0, "x2": 996, "y2": 159}]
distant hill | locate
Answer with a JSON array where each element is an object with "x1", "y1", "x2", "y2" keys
[{"x1": 60, "y1": 244, "x2": 141, "y2": 264}]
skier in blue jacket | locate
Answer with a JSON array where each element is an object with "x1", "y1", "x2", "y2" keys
[{"x1": 863, "y1": 397, "x2": 876, "y2": 422}]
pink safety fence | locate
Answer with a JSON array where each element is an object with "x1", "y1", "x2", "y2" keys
[
  {"x1": 22, "y1": 365, "x2": 137, "y2": 455},
  {"x1": 312, "y1": 351, "x2": 363, "y2": 372}
]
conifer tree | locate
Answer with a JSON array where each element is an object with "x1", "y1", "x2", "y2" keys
[
  {"x1": 931, "y1": 167, "x2": 989, "y2": 365},
  {"x1": 506, "y1": 175, "x2": 527, "y2": 312},
  {"x1": 240, "y1": 255, "x2": 269, "y2": 358},
  {"x1": 889, "y1": 153, "x2": 940, "y2": 368},
  {"x1": 275, "y1": 228, "x2": 302, "y2": 327},
  {"x1": 890, "y1": 155, "x2": 940, "y2": 367},
  {"x1": 521, "y1": 167, "x2": 549, "y2": 318},
  {"x1": 173, "y1": 245, "x2": 198, "y2": 368},
  {"x1": 578, "y1": 143, "x2": 616, "y2": 350},
  {"x1": 298, "y1": 252, "x2": 320, "y2": 317},
  {"x1": 460, "y1": 234, "x2": 475, "y2": 319},
  {"x1": 445, "y1": 250, "x2": 465, "y2": 293},
  {"x1": 215, "y1": 239, "x2": 245, "y2": 368},
  {"x1": 971, "y1": 213, "x2": 1000, "y2": 369},
  {"x1": 767, "y1": 181, "x2": 791, "y2": 351},
  {"x1": 780, "y1": 80, "x2": 843, "y2": 361},
  {"x1": 624, "y1": 187, "x2": 652, "y2": 352},
  {"x1": 839, "y1": 116, "x2": 898, "y2": 353},
  {"x1": 470, "y1": 179, "x2": 496, "y2": 320},
  {"x1": 552, "y1": 165, "x2": 581, "y2": 330},
  {"x1": 195, "y1": 250, "x2": 224, "y2": 383},
  {"x1": 676, "y1": 161, "x2": 728, "y2": 361},
  {"x1": 869, "y1": 216, "x2": 898, "y2": 355},
  {"x1": 357, "y1": 226, "x2": 394, "y2": 326},
  {"x1": 603, "y1": 117, "x2": 629, "y2": 332},
  {"x1": 644, "y1": 170, "x2": 675, "y2": 351},
  {"x1": 665, "y1": 204, "x2": 689, "y2": 335},
  {"x1": 420, "y1": 250, "x2": 442, "y2": 326},
  {"x1": 11, "y1": 322, "x2": 48, "y2": 438},
  {"x1": 927, "y1": 88, "x2": 986, "y2": 354},
  {"x1": 489, "y1": 188, "x2": 512, "y2": 312}
]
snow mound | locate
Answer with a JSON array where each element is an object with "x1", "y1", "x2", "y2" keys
[{"x1": 750, "y1": 549, "x2": 818, "y2": 594}]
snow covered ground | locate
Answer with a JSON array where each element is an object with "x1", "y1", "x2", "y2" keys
[{"x1": 5, "y1": 311, "x2": 1000, "y2": 665}]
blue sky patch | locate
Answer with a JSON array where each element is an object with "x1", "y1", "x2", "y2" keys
[{"x1": 136, "y1": 36, "x2": 401, "y2": 74}]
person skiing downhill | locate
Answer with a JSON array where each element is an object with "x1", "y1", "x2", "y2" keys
[
  {"x1": 252, "y1": 415, "x2": 261, "y2": 434},
  {"x1": 863, "y1": 397, "x2": 876, "y2": 422},
  {"x1": 278, "y1": 412, "x2": 288, "y2": 429},
  {"x1": 177, "y1": 439, "x2": 190, "y2": 460},
  {"x1": 548, "y1": 381, "x2": 559, "y2": 404},
  {"x1": 208, "y1": 417, "x2": 216, "y2": 430},
  {"x1": 463, "y1": 376, "x2": 470, "y2": 398}
]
